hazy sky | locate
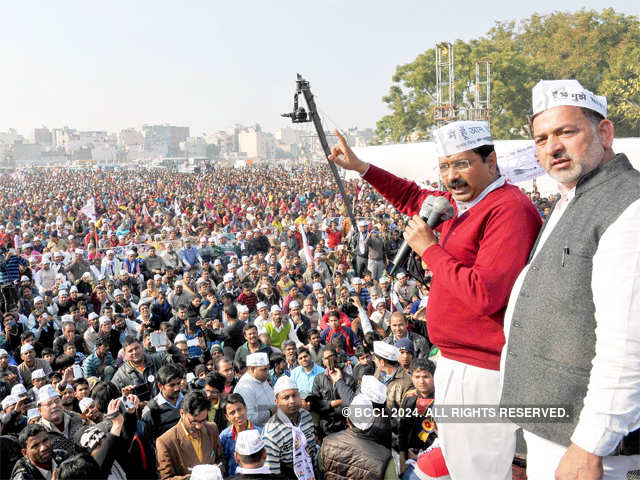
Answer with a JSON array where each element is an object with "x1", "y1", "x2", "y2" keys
[{"x1": 2, "y1": 1, "x2": 638, "y2": 137}]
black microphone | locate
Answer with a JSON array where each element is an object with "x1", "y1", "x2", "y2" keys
[{"x1": 389, "y1": 196, "x2": 455, "y2": 276}]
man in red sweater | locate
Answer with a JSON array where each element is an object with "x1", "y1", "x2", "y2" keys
[{"x1": 329, "y1": 122, "x2": 541, "y2": 479}]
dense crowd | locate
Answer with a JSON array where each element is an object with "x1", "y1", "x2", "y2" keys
[{"x1": 0, "y1": 165, "x2": 549, "y2": 480}]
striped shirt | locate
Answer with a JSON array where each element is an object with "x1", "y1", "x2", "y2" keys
[{"x1": 263, "y1": 408, "x2": 316, "y2": 474}]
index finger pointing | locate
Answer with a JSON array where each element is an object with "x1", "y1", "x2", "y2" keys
[{"x1": 333, "y1": 129, "x2": 348, "y2": 148}]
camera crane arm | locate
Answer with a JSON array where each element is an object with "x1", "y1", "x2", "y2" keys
[{"x1": 282, "y1": 74, "x2": 358, "y2": 231}]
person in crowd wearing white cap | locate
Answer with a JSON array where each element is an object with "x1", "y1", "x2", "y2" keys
[
  {"x1": 263, "y1": 376, "x2": 317, "y2": 478},
  {"x1": 78, "y1": 396, "x2": 138, "y2": 480},
  {"x1": 226, "y1": 429, "x2": 285, "y2": 479},
  {"x1": 501, "y1": 81, "x2": 640, "y2": 479},
  {"x1": 82, "y1": 312, "x2": 100, "y2": 353},
  {"x1": 61, "y1": 249, "x2": 90, "y2": 283},
  {"x1": 167, "y1": 280, "x2": 193, "y2": 316},
  {"x1": 264, "y1": 305, "x2": 294, "y2": 351},
  {"x1": 100, "y1": 249, "x2": 121, "y2": 280},
  {"x1": 33, "y1": 259, "x2": 56, "y2": 295},
  {"x1": 0, "y1": 348, "x2": 22, "y2": 385},
  {"x1": 10, "y1": 423, "x2": 69, "y2": 480},
  {"x1": 347, "y1": 219, "x2": 369, "y2": 277},
  {"x1": 372, "y1": 338, "x2": 412, "y2": 421},
  {"x1": 1, "y1": 393, "x2": 28, "y2": 436},
  {"x1": 220, "y1": 393, "x2": 264, "y2": 477},
  {"x1": 17, "y1": 344, "x2": 52, "y2": 390},
  {"x1": 26, "y1": 407, "x2": 41, "y2": 425},
  {"x1": 234, "y1": 324, "x2": 273, "y2": 370},
  {"x1": 233, "y1": 352, "x2": 276, "y2": 427},
  {"x1": 330, "y1": 118, "x2": 542, "y2": 478},
  {"x1": 392, "y1": 271, "x2": 417, "y2": 311},
  {"x1": 156, "y1": 390, "x2": 225, "y2": 480},
  {"x1": 37, "y1": 384, "x2": 84, "y2": 441},
  {"x1": 78, "y1": 397, "x2": 102, "y2": 424},
  {"x1": 27, "y1": 368, "x2": 47, "y2": 400},
  {"x1": 286, "y1": 300, "x2": 311, "y2": 346},
  {"x1": 319, "y1": 393, "x2": 396, "y2": 479},
  {"x1": 252, "y1": 301, "x2": 270, "y2": 337}
]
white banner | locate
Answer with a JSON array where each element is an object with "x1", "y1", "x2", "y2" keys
[
  {"x1": 80, "y1": 197, "x2": 96, "y2": 222},
  {"x1": 498, "y1": 142, "x2": 546, "y2": 184}
]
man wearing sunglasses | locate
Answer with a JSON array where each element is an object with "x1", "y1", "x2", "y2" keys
[{"x1": 329, "y1": 122, "x2": 541, "y2": 479}]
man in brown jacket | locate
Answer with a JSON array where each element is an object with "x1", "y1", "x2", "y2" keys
[
  {"x1": 156, "y1": 391, "x2": 226, "y2": 480},
  {"x1": 373, "y1": 341, "x2": 413, "y2": 451},
  {"x1": 373, "y1": 341, "x2": 412, "y2": 411}
]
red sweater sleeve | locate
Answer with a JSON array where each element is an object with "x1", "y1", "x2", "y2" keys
[{"x1": 422, "y1": 188, "x2": 542, "y2": 317}]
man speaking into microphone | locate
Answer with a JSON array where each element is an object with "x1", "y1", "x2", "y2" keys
[{"x1": 329, "y1": 121, "x2": 541, "y2": 479}]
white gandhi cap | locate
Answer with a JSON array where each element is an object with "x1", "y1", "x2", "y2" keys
[
  {"x1": 273, "y1": 375, "x2": 298, "y2": 396},
  {"x1": 360, "y1": 375, "x2": 388, "y2": 405},
  {"x1": 434, "y1": 120, "x2": 493, "y2": 157},
  {"x1": 246, "y1": 352, "x2": 269, "y2": 367},
  {"x1": 532, "y1": 79, "x2": 607, "y2": 118},
  {"x1": 373, "y1": 340, "x2": 399, "y2": 362},
  {"x1": 235, "y1": 429, "x2": 265, "y2": 455}
]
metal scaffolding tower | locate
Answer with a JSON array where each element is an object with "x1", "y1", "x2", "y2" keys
[
  {"x1": 472, "y1": 60, "x2": 492, "y2": 124},
  {"x1": 434, "y1": 42, "x2": 456, "y2": 126}
]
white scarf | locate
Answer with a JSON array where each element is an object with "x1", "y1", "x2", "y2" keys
[
  {"x1": 276, "y1": 409, "x2": 315, "y2": 480},
  {"x1": 236, "y1": 465, "x2": 271, "y2": 474}
]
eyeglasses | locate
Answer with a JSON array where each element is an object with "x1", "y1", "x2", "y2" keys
[{"x1": 438, "y1": 159, "x2": 472, "y2": 173}]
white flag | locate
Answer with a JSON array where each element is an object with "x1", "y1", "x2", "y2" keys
[
  {"x1": 298, "y1": 224, "x2": 313, "y2": 265},
  {"x1": 80, "y1": 198, "x2": 96, "y2": 222},
  {"x1": 498, "y1": 142, "x2": 545, "y2": 184},
  {"x1": 142, "y1": 203, "x2": 151, "y2": 219},
  {"x1": 174, "y1": 198, "x2": 181, "y2": 216}
]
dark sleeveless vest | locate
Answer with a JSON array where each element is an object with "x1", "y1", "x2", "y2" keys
[{"x1": 501, "y1": 154, "x2": 640, "y2": 453}]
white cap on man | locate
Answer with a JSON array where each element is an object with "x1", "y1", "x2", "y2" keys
[
  {"x1": 270, "y1": 305, "x2": 281, "y2": 314},
  {"x1": 1, "y1": 395, "x2": 19, "y2": 411},
  {"x1": 190, "y1": 465, "x2": 222, "y2": 480},
  {"x1": 256, "y1": 302, "x2": 268, "y2": 311},
  {"x1": 237, "y1": 304, "x2": 249, "y2": 314},
  {"x1": 273, "y1": 376, "x2": 298, "y2": 396},
  {"x1": 20, "y1": 344, "x2": 34, "y2": 355},
  {"x1": 27, "y1": 408, "x2": 41, "y2": 421},
  {"x1": 79, "y1": 397, "x2": 95, "y2": 413},
  {"x1": 246, "y1": 352, "x2": 269, "y2": 367},
  {"x1": 373, "y1": 341, "x2": 399, "y2": 362},
  {"x1": 235, "y1": 429, "x2": 265, "y2": 455},
  {"x1": 348, "y1": 394, "x2": 375, "y2": 431},
  {"x1": 32, "y1": 369, "x2": 46, "y2": 380},
  {"x1": 360, "y1": 375, "x2": 388, "y2": 405},
  {"x1": 37, "y1": 385, "x2": 60, "y2": 404},
  {"x1": 434, "y1": 120, "x2": 493, "y2": 157},
  {"x1": 532, "y1": 79, "x2": 607, "y2": 118}
]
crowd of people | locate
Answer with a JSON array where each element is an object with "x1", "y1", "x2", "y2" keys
[
  {"x1": 0, "y1": 162, "x2": 474, "y2": 479},
  {"x1": 0, "y1": 107, "x2": 580, "y2": 480}
]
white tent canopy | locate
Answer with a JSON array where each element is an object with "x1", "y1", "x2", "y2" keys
[{"x1": 351, "y1": 138, "x2": 640, "y2": 197}]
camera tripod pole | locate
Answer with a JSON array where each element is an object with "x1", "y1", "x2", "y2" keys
[{"x1": 287, "y1": 74, "x2": 358, "y2": 231}]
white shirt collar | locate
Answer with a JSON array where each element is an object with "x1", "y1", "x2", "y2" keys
[{"x1": 454, "y1": 176, "x2": 506, "y2": 216}]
